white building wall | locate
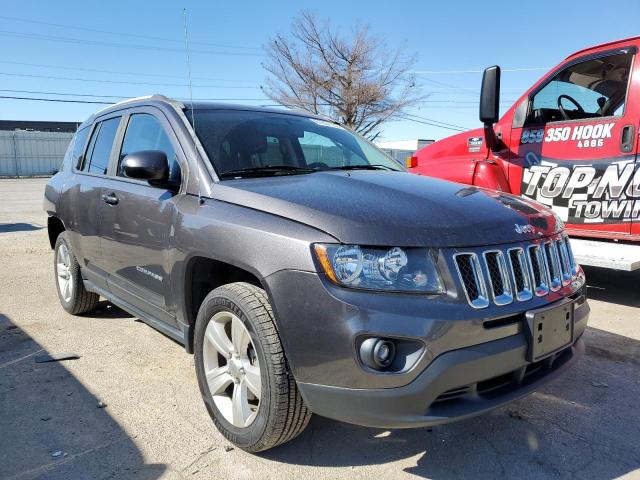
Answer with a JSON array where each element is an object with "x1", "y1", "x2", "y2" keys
[{"x1": 0, "y1": 131, "x2": 73, "y2": 177}]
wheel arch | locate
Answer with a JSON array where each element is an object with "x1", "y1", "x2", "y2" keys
[
  {"x1": 47, "y1": 216, "x2": 66, "y2": 249},
  {"x1": 182, "y1": 255, "x2": 278, "y2": 353}
]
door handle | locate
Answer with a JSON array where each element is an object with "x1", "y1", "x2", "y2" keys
[
  {"x1": 620, "y1": 125, "x2": 634, "y2": 153},
  {"x1": 102, "y1": 192, "x2": 119, "y2": 205}
]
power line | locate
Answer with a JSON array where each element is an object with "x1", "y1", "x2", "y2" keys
[
  {"x1": 0, "y1": 89, "x2": 125, "y2": 99},
  {"x1": 0, "y1": 89, "x2": 272, "y2": 102},
  {"x1": 0, "y1": 60, "x2": 258, "y2": 83},
  {"x1": 0, "y1": 95, "x2": 113, "y2": 105},
  {"x1": 0, "y1": 92, "x2": 272, "y2": 103},
  {"x1": 0, "y1": 30, "x2": 263, "y2": 57},
  {"x1": 396, "y1": 116, "x2": 467, "y2": 132},
  {"x1": 400, "y1": 112, "x2": 470, "y2": 130},
  {"x1": 395, "y1": 114, "x2": 468, "y2": 132},
  {"x1": 0, "y1": 71, "x2": 261, "y2": 89},
  {"x1": 0, "y1": 14, "x2": 262, "y2": 51},
  {"x1": 413, "y1": 67, "x2": 549, "y2": 74}
]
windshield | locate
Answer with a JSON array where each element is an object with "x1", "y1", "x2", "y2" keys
[{"x1": 185, "y1": 109, "x2": 403, "y2": 178}]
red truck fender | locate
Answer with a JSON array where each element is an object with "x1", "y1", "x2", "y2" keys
[{"x1": 472, "y1": 157, "x2": 511, "y2": 192}]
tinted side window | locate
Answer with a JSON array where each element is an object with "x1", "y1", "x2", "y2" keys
[
  {"x1": 119, "y1": 114, "x2": 180, "y2": 182},
  {"x1": 85, "y1": 117, "x2": 120, "y2": 175},
  {"x1": 527, "y1": 52, "x2": 633, "y2": 125},
  {"x1": 70, "y1": 127, "x2": 90, "y2": 170},
  {"x1": 81, "y1": 124, "x2": 100, "y2": 172}
]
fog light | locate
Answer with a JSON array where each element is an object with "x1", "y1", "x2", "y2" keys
[{"x1": 360, "y1": 337, "x2": 396, "y2": 370}]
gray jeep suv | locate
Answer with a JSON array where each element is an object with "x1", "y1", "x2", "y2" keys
[{"x1": 44, "y1": 95, "x2": 589, "y2": 452}]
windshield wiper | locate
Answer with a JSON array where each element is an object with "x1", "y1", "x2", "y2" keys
[
  {"x1": 327, "y1": 164, "x2": 398, "y2": 171},
  {"x1": 219, "y1": 165, "x2": 317, "y2": 178}
]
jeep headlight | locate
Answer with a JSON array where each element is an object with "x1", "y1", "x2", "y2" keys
[{"x1": 313, "y1": 244, "x2": 443, "y2": 293}]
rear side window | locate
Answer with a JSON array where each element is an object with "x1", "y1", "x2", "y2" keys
[
  {"x1": 60, "y1": 127, "x2": 90, "y2": 171},
  {"x1": 83, "y1": 117, "x2": 121, "y2": 175},
  {"x1": 70, "y1": 127, "x2": 90, "y2": 170},
  {"x1": 118, "y1": 113, "x2": 180, "y2": 182}
]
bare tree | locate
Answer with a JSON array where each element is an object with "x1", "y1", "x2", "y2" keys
[{"x1": 262, "y1": 11, "x2": 423, "y2": 140}]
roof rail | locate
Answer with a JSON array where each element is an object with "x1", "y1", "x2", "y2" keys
[{"x1": 93, "y1": 94, "x2": 184, "y2": 116}]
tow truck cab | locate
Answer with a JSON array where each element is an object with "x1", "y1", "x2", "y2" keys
[{"x1": 410, "y1": 37, "x2": 640, "y2": 253}]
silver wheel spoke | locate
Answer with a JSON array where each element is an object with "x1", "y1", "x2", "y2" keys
[
  {"x1": 231, "y1": 316, "x2": 250, "y2": 354},
  {"x1": 56, "y1": 263, "x2": 68, "y2": 278},
  {"x1": 231, "y1": 378, "x2": 252, "y2": 427},
  {"x1": 206, "y1": 366, "x2": 233, "y2": 395},
  {"x1": 205, "y1": 320, "x2": 233, "y2": 357},
  {"x1": 244, "y1": 364, "x2": 261, "y2": 399}
]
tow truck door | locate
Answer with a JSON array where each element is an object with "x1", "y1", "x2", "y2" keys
[{"x1": 507, "y1": 47, "x2": 639, "y2": 238}]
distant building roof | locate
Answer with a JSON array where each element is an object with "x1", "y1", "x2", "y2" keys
[
  {"x1": 375, "y1": 139, "x2": 434, "y2": 151},
  {"x1": 0, "y1": 120, "x2": 80, "y2": 133}
]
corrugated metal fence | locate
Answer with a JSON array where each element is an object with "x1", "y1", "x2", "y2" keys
[{"x1": 0, "y1": 131, "x2": 73, "y2": 177}]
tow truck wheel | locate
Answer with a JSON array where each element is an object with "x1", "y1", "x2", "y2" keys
[{"x1": 194, "y1": 282, "x2": 311, "y2": 452}]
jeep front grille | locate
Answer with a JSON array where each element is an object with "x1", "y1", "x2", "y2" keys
[
  {"x1": 454, "y1": 253, "x2": 489, "y2": 308},
  {"x1": 454, "y1": 234, "x2": 579, "y2": 309}
]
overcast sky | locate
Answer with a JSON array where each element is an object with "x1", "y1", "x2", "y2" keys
[{"x1": 1, "y1": 0, "x2": 639, "y2": 141}]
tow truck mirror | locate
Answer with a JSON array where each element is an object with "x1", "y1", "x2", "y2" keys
[{"x1": 479, "y1": 66, "x2": 501, "y2": 125}]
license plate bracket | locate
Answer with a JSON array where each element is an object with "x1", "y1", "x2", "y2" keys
[{"x1": 525, "y1": 298, "x2": 574, "y2": 362}]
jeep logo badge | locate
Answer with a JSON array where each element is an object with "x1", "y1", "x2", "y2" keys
[{"x1": 514, "y1": 224, "x2": 536, "y2": 234}]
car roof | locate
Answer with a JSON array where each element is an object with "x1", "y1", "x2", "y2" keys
[{"x1": 79, "y1": 94, "x2": 331, "y2": 130}]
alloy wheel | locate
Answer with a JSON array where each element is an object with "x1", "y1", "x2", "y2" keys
[
  {"x1": 56, "y1": 244, "x2": 73, "y2": 303},
  {"x1": 202, "y1": 311, "x2": 262, "y2": 427}
]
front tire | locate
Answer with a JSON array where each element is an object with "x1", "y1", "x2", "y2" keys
[
  {"x1": 54, "y1": 232, "x2": 99, "y2": 315},
  {"x1": 194, "y1": 282, "x2": 311, "y2": 452}
]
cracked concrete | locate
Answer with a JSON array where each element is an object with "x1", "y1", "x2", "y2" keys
[{"x1": 1, "y1": 178, "x2": 639, "y2": 479}]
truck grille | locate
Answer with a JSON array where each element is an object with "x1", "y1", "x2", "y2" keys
[{"x1": 454, "y1": 234, "x2": 578, "y2": 308}]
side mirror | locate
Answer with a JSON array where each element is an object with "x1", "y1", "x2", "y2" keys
[
  {"x1": 121, "y1": 150, "x2": 169, "y2": 184},
  {"x1": 479, "y1": 66, "x2": 501, "y2": 125}
]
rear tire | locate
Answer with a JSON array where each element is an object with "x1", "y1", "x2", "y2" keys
[
  {"x1": 54, "y1": 232, "x2": 99, "y2": 315},
  {"x1": 194, "y1": 282, "x2": 311, "y2": 452}
]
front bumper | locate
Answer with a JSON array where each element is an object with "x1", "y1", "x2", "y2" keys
[
  {"x1": 264, "y1": 267, "x2": 589, "y2": 428},
  {"x1": 297, "y1": 332, "x2": 584, "y2": 429}
]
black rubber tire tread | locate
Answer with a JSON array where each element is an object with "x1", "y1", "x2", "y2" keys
[
  {"x1": 54, "y1": 232, "x2": 100, "y2": 315},
  {"x1": 195, "y1": 282, "x2": 311, "y2": 452}
]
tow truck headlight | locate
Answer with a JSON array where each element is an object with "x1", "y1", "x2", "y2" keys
[{"x1": 313, "y1": 244, "x2": 443, "y2": 293}]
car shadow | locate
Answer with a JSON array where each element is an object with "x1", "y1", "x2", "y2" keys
[
  {"x1": 263, "y1": 326, "x2": 640, "y2": 479},
  {"x1": 583, "y1": 266, "x2": 640, "y2": 308},
  {"x1": 0, "y1": 222, "x2": 44, "y2": 233},
  {"x1": 89, "y1": 300, "x2": 134, "y2": 319},
  {"x1": 0, "y1": 313, "x2": 165, "y2": 479}
]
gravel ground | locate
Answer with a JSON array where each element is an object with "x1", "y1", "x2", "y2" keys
[{"x1": 1, "y1": 178, "x2": 639, "y2": 480}]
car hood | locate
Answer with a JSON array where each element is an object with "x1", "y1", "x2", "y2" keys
[{"x1": 210, "y1": 171, "x2": 561, "y2": 247}]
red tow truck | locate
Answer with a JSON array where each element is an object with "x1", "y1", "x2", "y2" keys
[{"x1": 409, "y1": 36, "x2": 640, "y2": 270}]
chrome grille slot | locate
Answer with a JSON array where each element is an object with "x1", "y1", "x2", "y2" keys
[
  {"x1": 556, "y1": 238, "x2": 572, "y2": 286},
  {"x1": 454, "y1": 253, "x2": 489, "y2": 309},
  {"x1": 544, "y1": 241, "x2": 562, "y2": 291},
  {"x1": 563, "y1": 235, "x2": 579, "y2": 275},
  {"x1": 507, "y1": 248, "x2": 533, "y2": 301},
  {"x1": 483, "y1": 251, "x2": 513, "y2": 305},
  {"x1": 527, "y1": 245, "x2": 550, "y2": 296}
]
